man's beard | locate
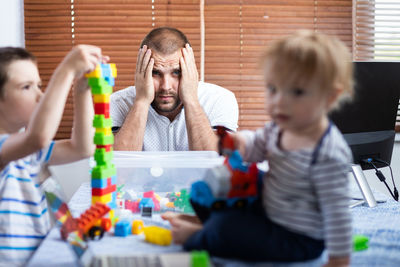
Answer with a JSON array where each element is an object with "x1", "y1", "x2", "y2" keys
[{"x1": 151, "y1": 91, "x2": 182, "y2": 113}]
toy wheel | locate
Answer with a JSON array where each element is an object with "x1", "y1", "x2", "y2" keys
[
  {"x1": 88, "y1": 226, "x2": 105, "y2": 240},
  {"x1": 234, "y1": 199, "x2": 247, "y2": 209},
  {"x1": 212, "y1": 200, "x2": 226, "y2": 210}
]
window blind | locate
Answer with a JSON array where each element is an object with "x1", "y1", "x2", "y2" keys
[
  {"x1": 354, "y1": 0, "x2": 400, "y2": 131},
  {"x1": 205, "y1": 0, "x2": 352, "y2": 130},
  {"x1": 25, "y1": 0, "x2": 353, "y2": 138},
  {"x1": 24, "y1": 0, "x2": 73, "y2": 139}
]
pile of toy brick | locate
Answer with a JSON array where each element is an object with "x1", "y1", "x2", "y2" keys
[{"x1": 86, "y1": 63, "x2": 118, "y2": 223}]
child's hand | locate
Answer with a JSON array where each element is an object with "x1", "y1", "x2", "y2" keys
[
  {"x1": 74, "y1": 76, "x2": 90, "y2": 92},
  {"x1": 61, "y1": 45, "x2": 105, "y2": 77}
]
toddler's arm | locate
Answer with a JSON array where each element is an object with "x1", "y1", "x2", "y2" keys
[{"x1": 0, "y1": 45, "x2": 102, "y2": 168}]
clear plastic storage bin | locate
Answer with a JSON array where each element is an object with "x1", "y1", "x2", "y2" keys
[{"x1": 111, "y1": 151, "x2": 224, "y2": 214}]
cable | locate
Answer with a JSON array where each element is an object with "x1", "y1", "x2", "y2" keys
[{"x1": 362, "y1": 158, "x2": 398, "y2": 201}]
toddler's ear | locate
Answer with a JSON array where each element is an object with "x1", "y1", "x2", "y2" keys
[{"x1": 327, "y1": 85, "x2": 343, "y2": 108}]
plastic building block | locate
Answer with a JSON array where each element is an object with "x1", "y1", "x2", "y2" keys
[
  {"x1": 143, "y1": 191, "x2": 161, "y2": 211},
  {"x1": 76, "y1": 202, "x2": 110, "y2": 234},
  {"x1": 95, "y1": 127, "x2": 112, "y2": 135},
  {"x1": 142, "y1": 206, "x2": 153, "y2": 217},
  {"x1": 93, "y1": 94, "x2": 110, "y2": 103},
  {"x1": 94, "y1": 103, "x2": 110, "y2": 118},
  {"x1": 190, "y1": 146, "x2": 261, "y2": 217},
  {"x1": 92, "y1": 192, "x2": 112, "y2": 204},
  {"x1": 125, "y1": 200, "x2": 140, "y2": 213},
  {"x1": 96, "y1": 144, "x2": 113, "y2": 152},
  {"x1": 191, "y1": 250, "x2": 210, "y2": 267},
  {"x1": 91, "y1": 84, "x2": 113, "y2": 95},
  {"x1": 101, "y1": 218, "x2": 112, "y2": 231},
  {"x1": 94, "y1": 132, "x2": 114, "y2": 145},
  {"x1": 139, "y1": 198, "x2": 155, "y2": 209},
  {"x1": 85, "y1": 65, "x2": 102, "y2": 78},
  {"x1": 93, "y1": 115, "x2": 112, "y2": 128},
  {"x1": 91, "y1": 175, "x2": 116, "y2": 189},
  {"x1": 92, "y1": 164, "x2": 116, "y2": 179},
  {"x1": 94, "y1": 148, "x2": 113, "y2": 165},
  {"x1": 92, "y1": 184, "x2": 117, "y2": 196},
  {"x1": 175, "y1": 189, "x2": 193, "y2": 213},
  {"x1": 132, "y1": 220, "x2": 144, "y2": 235},
  {"x1": 353, "y1": 235, "x2": 369, "y2": 251},
  {"x1": 115, "y1": 221, "x2": 131, "y2": 237},
  {"x1": 143, "y1": 226, "x2": 172, "y2": 246},
  {"x1": 216, "y1": 125, "x2": 235, "y2": 156}
]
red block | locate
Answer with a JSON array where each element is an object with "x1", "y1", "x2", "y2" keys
[
  {"x1": 94, "y1": 103, "x2": 110, "y2": 118},
  {"x1": 125, "y1": 200, "x2": 140, "y2": 213},
  {"x1": 92, "y1": 184, "x2": 116, "y2": 196},
  {"x1": 96, "y1": 144, "x2": 112, "y2": 152}
]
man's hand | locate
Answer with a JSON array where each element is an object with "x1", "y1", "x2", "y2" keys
[
  {"x1": 179, "y1": 43, "x2": 199, "y2": 104},
  {"x1": 135, "y1": 45, "x2": 155, "y2": 104}
]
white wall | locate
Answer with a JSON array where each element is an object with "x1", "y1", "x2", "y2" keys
[{"x1": 0, "y1": 0, "x2": 25, "y2": 47}]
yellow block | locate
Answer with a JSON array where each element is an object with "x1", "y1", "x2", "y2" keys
[
  {"x1": 93, "y1": 94, "x2": 110, "y2": 103},
  {"x1": 110, "y1": 63, "x2": 117, "y2": 77},
  {"x1": 95, "y1": 128, "x2": 112, "y2": 135},
  {"x1": 143, "y1": 226, "x2": 172, "y2": 246},
  {"x1": 85, "y1": 65, "x2": 101, "y2": 78},
  {"x1": 132, "y1": 220, "x2": 144, "y2": 235},
  {"x1": 92, "y1": 193, "x2": 112, "y2": 204}
]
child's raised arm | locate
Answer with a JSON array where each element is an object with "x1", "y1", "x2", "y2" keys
[{"x1": 0, "y1": 45, "x2": 102, "y2": 168}]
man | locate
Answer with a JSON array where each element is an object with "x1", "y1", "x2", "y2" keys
[{"x1": 111, "y1": 27, "x2": 238, "y2": 151}]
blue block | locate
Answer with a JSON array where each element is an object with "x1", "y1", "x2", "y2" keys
[
  {"x1": 91, "y1": 175, "x2": 117, "y2": 189},
  {"x1": 229, "y1": 150, "x2": 248, "y2": 172},
  {"x1": 115, "y1": 221, "x2": 131, "y2": 237}
]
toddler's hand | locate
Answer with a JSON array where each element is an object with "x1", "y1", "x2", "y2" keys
[{"x1": 168, "y1": 216, "x2": 203, "y2": 244}]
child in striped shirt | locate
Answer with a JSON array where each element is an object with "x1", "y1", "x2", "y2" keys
[
  {"x1": 163, "y1": 30, "x2": 354, "y2": 267},
  {"x1": 0, "y1": 45, "x2": 106, "y2": 266}
]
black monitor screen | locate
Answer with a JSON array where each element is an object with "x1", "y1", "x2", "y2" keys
[
  {"x1": 329, "y1": 61, "x2": 400, "y2": 168},
  {"x1": 329, "y1": 61, "x2": 400, "y2": 134}
]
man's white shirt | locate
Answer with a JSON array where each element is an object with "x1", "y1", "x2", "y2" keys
[{"x1": 110, "y1": 82, "x2": 239, "y2": 151}]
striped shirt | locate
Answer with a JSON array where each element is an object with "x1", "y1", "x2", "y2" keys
[
  {"x1": 0, "y1": 135, "x2": 54, "y2": 266},
  {"x1": 110, "y1": 82, "x2": 239, "y2": 151},
  {"x1": 240, "y1": 122, "x2": 353, "y2": 257}
]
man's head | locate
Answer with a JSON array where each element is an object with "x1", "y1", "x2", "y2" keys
[{"x1": 141, "y1": 27, "x2": 191, "y2": 119}]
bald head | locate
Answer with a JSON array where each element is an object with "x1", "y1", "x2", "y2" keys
[{"x1": 140, "y1": 27, "x2": 190, "y2": 55}]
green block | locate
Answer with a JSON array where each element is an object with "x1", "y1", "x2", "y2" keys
[
  {"x1": 353, "y1": 235, "x2": 369, "y2": 251},
  {"x1": 88, "y1": 77, "x2": 113, "y2": 94},
  {"x1": 175, "y1": 189, "x2": 193, "y2": 213},
  {"x1": 92, "y1": 164, "x2": 116, "y2": 179},
  {"x1": 191, "y1": 250, "x2": 210, "y2": 267},
  {"x1": 91, "y1": 84, "x2": 112, "y2": 95},
  {"x1": 88, "y1": 77, "x2": 108, "y2": 87},
  {"x1": 94, "y1": 148, "x2": 113, "y2": 165},
  {"x1": 94, "y1": 132, "x2": 114, "y2": 145},
  {"x1": 93, "y1": 115, "x2": 112, "y2": 128}
]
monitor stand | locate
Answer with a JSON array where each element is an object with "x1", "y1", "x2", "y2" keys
[{"x1": 350, "y1": 164, "x2": 377, "y2": 208}]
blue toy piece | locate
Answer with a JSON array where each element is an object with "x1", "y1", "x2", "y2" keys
[
  {"x1": 100, "y1": 63, "x2": 115, "y2": 86},
  {"x1": 114, "y1": 220, "x2": 131, "y2": 237},
  {"x1": 190, "y1": 149, "x2": 262, "y2": 218},
  {"x1": 139, "y1": 198, "x2": 155, "y2": 210}
]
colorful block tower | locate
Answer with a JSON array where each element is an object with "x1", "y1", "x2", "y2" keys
[{"x1": 86, "y1": 63, "x2": 117, "y2": 223}]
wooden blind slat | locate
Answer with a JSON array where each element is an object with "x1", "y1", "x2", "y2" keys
[{"x1": 25, "y1": 0, "x2": 354, "y2": 138}]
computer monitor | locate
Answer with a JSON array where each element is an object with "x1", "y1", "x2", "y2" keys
[{"x1": 329, "y1": 61, "x2": 400, "y2": 170}]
